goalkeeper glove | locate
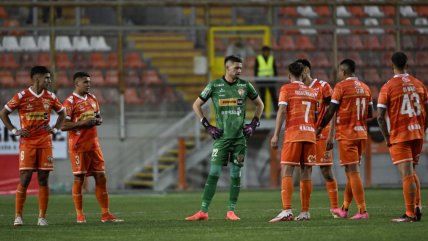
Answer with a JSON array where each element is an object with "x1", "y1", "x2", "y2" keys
[
  {"x1": 243, "y1": 117, "x2": 260, "y2": 137},
  {"x1": 201, "y1": 117, "x2": 223, "y2": 140}
]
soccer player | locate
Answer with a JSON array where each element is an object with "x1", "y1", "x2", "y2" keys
[
  {"x1": 0, "y1": 66, "x2": 66, "y2": 226},
  {"x1": 269, "y1": 61, "x2": 318, "y2": 222},
  {"x1": 185, "y1": 55, "x2": 264, "y2": 221},
  {"x1": 317, "y1": 59, "x2": 373, "y2": 219},
  {"x1": 61, "y1": 72, "x2": 123, "y2": 223},
  {"x1": 296, "y1": 59, "x2": 340, "y2": 217},
  {"x1": 377, "y1": 52, "x2": 427, "y2": 222}
]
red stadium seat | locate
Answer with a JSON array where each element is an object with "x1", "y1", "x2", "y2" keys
[
  {"x1": 89, "y1": 70, "x2": 105, "y2": 86},
  {"x1": 364, "y1": 68, "x2": 382, "y2": 84},
  {"x1": 381, "y1": 35, "x2": 396, "y2": 50},
  {"x1": 278, "y1": 35, "x2": 296, "y2": 50},
  {"x1": 417, "y1": 35, "x2": 428, "y2": 49},
  {"x1": 142, "y1": 69, "x2": 162, "y2": 85},
  {"x1": 141, "y1": 87, "x2": 157, "y2": 104},
  {"x1": 295, "y1": 35, "x2": 315, "y2": 50},
  {"x1": 0, "y1": 71, "x2": 15, "y2": 87},
  {"x1": 416, "y1": 52, "x2": 428, "y2": 66},
  {"x1": 124, "y1": 52, "x2": 145, "y2": 68},
  {"x1": 347, "y1": 35, "x2": 364, "y2": 50},
  {"x1": 312, "y1": 68, "x2": 330, "y2": 82},
  {"x1": 365, "y1": 35, "x2": 381, "y2": 50},
  {"x1": 35, "y1": 53, "x2": 50, "y2": 67},
  {"x1": 279, "y1": 7, "x2": 299, "y2": 16},
  {"x1": 0, "y1": 53, "x2": 18, "y2": 69},
  {"x1": 416, "y1": 6, "x2": 428, "y2": 17},
  {"x1": 55, "y1": 71, "x2": 71, "y2": 87},
  {"x1": 382, "y1": 6, "x2": 396, "y2": 17},
  {"x1": 125, "y1": 69, "x2": 141, "y2": 86},
  {"x1": 401, "y1": 35, "x2": 416, "y2": 50},
  {"x1": 105, "y1": 70, "x2": 119, "y2": 86},
  {"x1": 337, "y1": 35, "x2": 347, "y2": 50},
  {"x1": 314, "y1": 6, "x2": 331, "y2": 17},
  {"x1": 382, "y1": 52, "x2": 393, "y2": 67},
  {"x1": 161, "y1": 87, "x2": 178, "y2": 103},
  {"x1": 125, "y1": 88, "x2": 143, "y2": 104},
  {"x1": 19, "y1": 53, "x2": 34, "y2": 69},
  {"x1": 311, "y1": 52, "x2": 330, "y2": 68},
  {"x1": 348, "y1": 6, "x2": 366, "y2": 17},
  {"x1": 89, "y1": 52, "x2": 107, "y2": 69},
  {"x1": 72, "y1": 53, "x2": 89, "y2": 69},
  {"x1": 106, "y1": 52, "x2": 118, "y2": 69},
  {"x1": 317, "y1": 35, "x2": 333, "y2": 50},
  {"x1": 56, "y1": 52, "x2": 73, "y2": 69},
  {"x1": 91, "y1": 89, "x2": 106, "y2": 105},
  {"x1": 381, "y1": 68, "x2": 393, "y2": 80},
  {"x1": 16, "y1": 70, "x2": 29, "y2": 87},
  {"x1": 0, "y1": 7, "x2": 8, "y2": 18}
]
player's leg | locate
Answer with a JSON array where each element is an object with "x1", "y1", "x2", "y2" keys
[
  {"x1": 226, "y1": 139, "x2": 246, "y2": 220},
  {"x1": 345, "y1": 163, "x2": 368, "y2": 219},
  {"x1": 14, "y1": 170, "x2": 33, "y2": 226},
  {"x1": 37, "y1": 170, "x2": 50, "y2": 225},
  {"x1": 72, "y1": 174, "x2": 86, "y2": 223},
  {"x1": 295, "y1": 142, "x2": 315, "y2": 221},
  {"x1": 412, "y1": 139, "x2": 423, "y2": 221}
]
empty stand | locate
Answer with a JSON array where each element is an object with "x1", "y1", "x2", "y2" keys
[
  {"x1": 19, "y1": 36, "x2": 38, "y2": 51},
  {"x1": 56, "y1": 53, "x2": 73, "y2": 69},
  {"x1": 105, "y1": 70, "x2": 119, "y2": 86},
  {"x1": 0, "y1": 71, "x2": 15, "y2": 87},
  {"x1": 72, "y1": 36, "x2": 92, "y2": 51},
  {"x1": 2, "y1": 36, "x2": 21, "y2": 51},
  {"x1": 142, "y1": 69, "x2": 162, "y2": 85},
  {"x1": 15, "y1": 70, "x2": 29, "y2": 87},
  {"x1": 35, "y1": 53, "x2": 50, "y2": 67},
  {"x1": 125, "y1": 69, "x2": 141, "y2": 86},
  {"x1": 124, "y1": 52, "x2": 144, "y2": 68},
  {"x1": 55, "y1": 71, "x2": 71, "y2": 87},
  {"x1": 89, "y1": 70, "x2": 105, "y2": 86},
  {"x1": 125, "y1": 88, "x2": 143, "y2": 104},
  {"x1": 0, "y1": 53, "x2": 18, "y2": 69},
  {"x1": 56, "y1": 36, "x2": 74, "y2": 51},
  {"x1": 89, "y1": 53, "x2": 107, "y2": 69}
]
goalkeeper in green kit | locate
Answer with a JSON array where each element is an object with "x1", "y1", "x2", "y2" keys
[{"x1": 185, "y1": 55, "x2": 264, "y2": 221}]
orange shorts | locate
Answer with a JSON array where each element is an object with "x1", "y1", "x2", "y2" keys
[
  {"x1": 281, "y1": 142, "x2": 316, "y2": 166},
  {"x1": 338, "y1": 139, "x2": 366, "y2": 166},
  {"x1": 70, "y1": 149, "x2": 105, "y2": 176},
  {"x1": 315, "y1": 139, "x2": 333, "y2": 166},
  {"x1": 19, "y1": 147, "x2": 54, "y2": 171},
  {"x1": 389, "y1": 139, "x2": 423, "y2": 165}
]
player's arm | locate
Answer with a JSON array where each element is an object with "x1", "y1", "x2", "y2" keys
[
  {"x1": 326, "y1": 113, "x2": 336, "y2": 151},
  {"x1": 0, "y1": 107, "x2": 30, "y2": 137},
  {"x1": 192, "y1": 97, "x2": 222, "y2": 139},
  {"x1": 252, "y1": 96, "x2": 264, "y2": 120},
  {"x1": 192, "y1": 97, "x2": 206, "y2": 120},
  {"x1": 425, "y1": 102, "x2": 428, "y2": 131},
  {"x1": 316, "y1": 103, "x2": 339, "y2": 136},
  {"x1": 49, "y1": 109, "x2": 66, "y2": 134},
  {"x1": 271, "y1": 104, "x2": 286, "y2": 149},
  {"x1": 243, "y1": 96, "x2": 264, "y2": 138},
  {"x1": 376, "y1": 106, "x2": 391, "y2": 147}
]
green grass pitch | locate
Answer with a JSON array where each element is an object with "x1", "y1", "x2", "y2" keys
[{"x1": 0, "y1": 189, "x2": 426, "y2": 241}]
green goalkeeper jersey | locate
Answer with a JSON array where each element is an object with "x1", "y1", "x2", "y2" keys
[{"x1": 199, "y1": 77, "x2": 259, "y2": 139}]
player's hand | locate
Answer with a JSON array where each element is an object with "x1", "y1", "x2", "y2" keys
[
  {"x1": 270, "y1": 135, "x2": 279, "y2": 149},
  {"x1": 14, "y1": 129, "x2": 30, "y2": 137},
  {"x1": 42, "y1": 125, "x2": 59, "y2": 135},
  {"x1": 326, "y1": 138, "x2": 334, "y2": 151},
  {"x1": 385, "y1": 138, "x2": 392, "y2": 147},
  {"x1": 201, "y1": 117, "x2": 223, "y2": 140},
  {"x1": 84, "y1": 118, "x2": 98, "y2": 128},
  {"x1": 316, "y1": 127, "x2": 323, "y2": 138},
  {"x1": 243, "y1": 117, "x2": 260, "y2": 138},
  {"x1": 94, "y1": 117, "x2": 103, "y2": 126}
]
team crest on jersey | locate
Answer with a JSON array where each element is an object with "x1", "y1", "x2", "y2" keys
[
  {"x1": 47, "y1": 156, "x2": 53, "y2": 164},
  {"x1": 42, "y1": 99, "x2": 50, "y2": 110},
  {"x1": 237, "y1": 88, "x2": 245, "y2": 97},
  {"x1": 402, "y1": 76, "x2": 410, "y2": 82},
  {"x1": 91, "y1": 102, "x2": 96, "y2": 109},
  {"x1": 307, "y1": 155, "x2": 316, "y2": 163}
]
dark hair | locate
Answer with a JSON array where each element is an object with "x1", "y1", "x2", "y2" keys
[
  {"x1": 73, "y1": 71, "x2": 90, "y2": 81},
  {"x1": 391, "y1": 51, "x2": 408, "y2": 70},
  {"x1": 288, "y1": 61, "x2": 304, "y2": 78},
  {"x1": 262, "y1": 46, "x2": 271, "y2": 52},
  {"x1": 296, "y1": 58, "x2": 311, "y2": 70},
  {"x1": 339, "y1": 59, "x2": 356, "y2": 74},
  {"x1": 224, "y1": 55, "x2": 243, "y2": 65},
  {"x1": 30, "y1": 66, "x2": 50, "y2": 79}
]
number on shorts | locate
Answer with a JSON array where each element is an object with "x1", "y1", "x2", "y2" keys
[
  {"x1": 212, "y1": 148, "x2": 218, "y2": 157},
  {"x1": 20, "y1": 151, "x2": 24, "y2": 161},
  {"x1": 75, "y1": 155, "x2": 80, "y2": 165}
]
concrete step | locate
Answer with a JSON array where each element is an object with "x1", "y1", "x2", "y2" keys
[
  {"x1": 143, "y1": 51, "x2": 202, "y2": 58},
  {"x1": 134, "y1": 172, "x2": 153, "y2": 179},
  {"x1": 128, "y1": 35, "x2": 187, "y2": 42},
  {"x1": 124, "y1": 180, "x2": 153, "y2": 188},
  {"x1": 168, "y1": 75, "x2": 208, "y2": 83},
  {"x1": 159, "y1": 67, "x2": 195, "y2": 75},
  {"x1": 135, "y1": 41, "x2": 194, "y2": 50},
  {"x1": 144, "y1": 164, "x2": 171, "y2": 171},
  {"x1": 151, "y1": 58, "x2": 195, "y2": 67},
  {"x1": 158, "y1": 156, "x2": 177, "y2": 163}
]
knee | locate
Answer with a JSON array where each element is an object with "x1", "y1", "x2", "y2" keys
[
  {"x1": 94, "y1": 173, "x2": 106, "y2": 185},
  {"x1": 230, "y1": 165, "x2": 241, "y2": 179},
  {"x1": 19, "y1": 172, "x2": 33, "y2": 187},
  {"x1": 321, "y1": 167, "x2": 334, "y2": 181},
  {"x1": 37, "y1": 174, "x2": 49, "y2": 186}
]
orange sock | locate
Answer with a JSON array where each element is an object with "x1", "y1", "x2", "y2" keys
[
  {"x1": 72, "y1": 179, "x2": 84, "y2": 216},
  {"x1": 403, "y1": 175, "x2": 417, "y2": 217},
  {"x1": 300, "y1": 180, "x2": 312, "y2": 212},
  {"x1": 281, "y1": 176, "x2": 293, "y2": 210},
  {"x1": 348, "y1": 172, "x2": 366, "y2": 213},
  {"x1": 38, "y1": 186, "x2": 49, "y2": 218},
  {"x1": 343, "y1": 173, "x2": 353, "y2": 210},
  {"x1": 413, "y1": 172, "x2": 421, "y2": 208},
  {"x1": 15, "y1": 184, "x2": 27, "y2": 216},
  {"x1": 95, "y1": 175, "x2": 110, "y2": 214},
  {"x1": 326, "y1": 180, "x2": 338, "y2": 209}
]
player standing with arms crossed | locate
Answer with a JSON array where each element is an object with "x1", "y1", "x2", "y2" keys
[
  {"x1": 0, "y1": 66, "x2": 65, "y2": 226},
  {"x1": 317, "y1": 59, "x2": 373, "y2": 219},
  {"x1": 377, "y1": 52, "x2": 427, "y2": 222},
  {"x1": 62, "y1": 72, "x2": 123, "y2": 223},
  {"x1": 269, "y1": 61, "x2": 318, "y2": 222},
  {"x1": 185, "y1": 55, "x2": 264, "y2": 221}
]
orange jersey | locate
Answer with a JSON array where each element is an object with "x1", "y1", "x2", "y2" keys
[
  {"x1": 279, "y1": 81, "x2": 318, "y2": 143},
  {"x1": 63, "y1": 93, "x2": 101, "y2": 152},
  {"x1": 331, "y1": 77, "x2": 372, "y2": 140},
  {"x1": 309, "y1": 78, "x2": 333, "y2": 140},
  {"x1": 377, "y1": 74, "x2": 428, "y2": 144},
  {"x1": 4, "y1": 88, "x2": 64, "y2": 148}
]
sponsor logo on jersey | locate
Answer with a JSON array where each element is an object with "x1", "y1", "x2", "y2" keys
[
  {"x1": 214, "y1": 83, "x2": 224, "y2": 87},
  {"x1": 219, "y1": 98, "x2": 243, "y2": 106},
  {"x1": 237, "y1": 83, "x2": 246, "y2": 87},
  {"x1": 26, "y1": 112, "x2": 48, "y2": 120},
  {"x1": 79, "y1": 111, "x2": 95, "y2": 121}
]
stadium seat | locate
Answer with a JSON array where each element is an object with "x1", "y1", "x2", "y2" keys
[
  {"x1": 311, "y1": 52, "x2": 330, "y2": 68},
  {"x1": 312, "y1": 68, "x2": 330, "y2": 81},
  {"x1": 400, "y1": 18, "x2": 417, "y2": 34},
  {"x1": 72, "y1": 52, "x2": 89, "y2": 69},
  {"x1": 382, "y1": 6, "x2": 396, "y2": 17},
  {"x1": 89, "y1": 36, "x2": 111, "y2": 51},
  {"x1": 338, "y1": 52, "x2": 364, "y2": 67},
  {"x1": 417, "y1": 35, "x2": 428, "y2": 49},
  {"x1": 37, "y1": 35, "x2": 50, "y2": 51},
  {"x1": 415, "y1": 18, "x2": 428, "y2": 34},
  {"x1": 103, "y1": 88, "x2": 119, "y2": 104},
  {"x1": 245, "y1": 56, "x2": 256, "y2": 68},
  {"x1": 348, "y1": 18, "x2": 367, "y2": 34},
  {"x1": 365, "y1": 35, "x2": 381, "y2": 50},
  {"x1": 401, "y1": 35, "x2": 416, "y2": 50},
  {"x1": 279, "y1": 19, "x2": 299, "y2": 35},
  {"x1": 400, "y1": 6, "x2": 418, "y2": 17},
  {"x1": 125, "y1": 88, "x2": 143, "y2": 104},
  {"x1": 56, "y1": 36, "x2": 74, "y2": 51},
  {"x1": 161, "y1": 87, "x2": 178, "y2": 103},
  {"x1": 16, "y1": 70, "x2": 29, "y2": 87},
  {"x1": 56, "y1": 52, "x2": 73, "y2": 69},
  {"x1": 416, "y1": 52, "x2": 428, "y2": 66},
  {"x1": 364, "y1": 68, "x2": 382, "y2": 84},
  {"x1": 19, "y1": 36, "x2": 38, "y2": 51},
  {"x1": 336, "y1": 19, "x2": 351, "y2": 34},
  {"x1": 0, "y1": 6, "x2": 7, "y2": 19},
  {"x1": 336, "y1": 6, "x2": 351, "y2": 17},
  {"x1": 348, "y1": 6, "x2": 366, "y2": 17},
  {"x1": 105, "y1": 69, "x2": 119, "y2": 86},
  {"x1": 316, "y1": 35, "x2": 332, "y2": 50},
  {"x1": 364, "y1": 18, "x2": 384, "y2": 34},
  {"x1": 297, "y1": 6, "x2": 317, "y2": 17},
  {"x1": 19, "y1": 53, "x2": 34, "y2": 69},
  {"x1": 35, "y1": 53, "x2": 50, "y2": 66},
  {"x1": 2, "y1": 36, "x2": 21, "y2": 51},
  {"x1": 106, "y1": 52, "x2": 118, "y2": 69},
  {"x1": 141, "y1": 87, "x2": 157, "y2": 104},
  {"x1": 125, "y1": 69, "x2": 141, "y2": 86},
  {"x1": 381, "y1": 35, "x2": 396, "y2": 50},
  {"x1": 347, "y1": 35, "x2": 364, "y2": 50},
  {"x1": 381, "y1": 68, "x2": 393, "y2": 80},
  {"x1": 91, "y1": 89, "x2": 106, "y2": 104},
  {"x1": 89, "y1": 52, "x2": 107, "y2": 69},
  {"x1": 279, "y1": 7, "x2": 298, "y2": 17},
  {"x1": 295, "y1": 35, "x2": 315, "y2": 50},
  {"x1": 89, "y1": 70, "x2": 105, "y2": 86},
  {"x1": 0, "y1": 53, "x2": 18, "y2": 69},
  {"x1": 72, "y1": 36, "x2": 92, "y2": 51},
  {"x1": 382, "y1": 52, "x2": 393, "y2": 67},
  {"x1": 364, "y1": 6, "x2": 384, "y2": 17},
  {"x1": 0, "y1": 71, "x2": 15, "y2": 87},
  {"x1": 314, "y1": 6, "x2": 331, "y2": 17},
  {"x1": 278, "y1": 35, "x2": 295, "y2": 50},
  {"x1": 366, "y1": 52, "x2": 381, "y2": 67},
  {"x1": 382, "y1": 18, "x2": 396, "y2": 34},
  {"x1": 142, "y1": 69, "x2": 162, "y2": 85},
  {"x1": 55, "y1": 71, "x2": 71, "y2": 87},
  {"x1": 125, "y1": 52, "x2": 145, "y2": 68},
  {"x1": 296, "y1": 18, "x2": 317, "y2": 34},
  {"x1": 4, "y1": 19, "x2": 23, "y2": 36},
  {"x1": 416, "y1": 6, "x2": 428, "y2": 17}
]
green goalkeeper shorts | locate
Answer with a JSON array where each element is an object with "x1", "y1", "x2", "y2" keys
[{"x1": 210, "y1": 137, "x2": 247, "y2": 167}]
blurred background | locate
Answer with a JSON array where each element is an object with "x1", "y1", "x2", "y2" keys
[{"x1": 0, "y1": 0, "x2": 428, "y2": 194}]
